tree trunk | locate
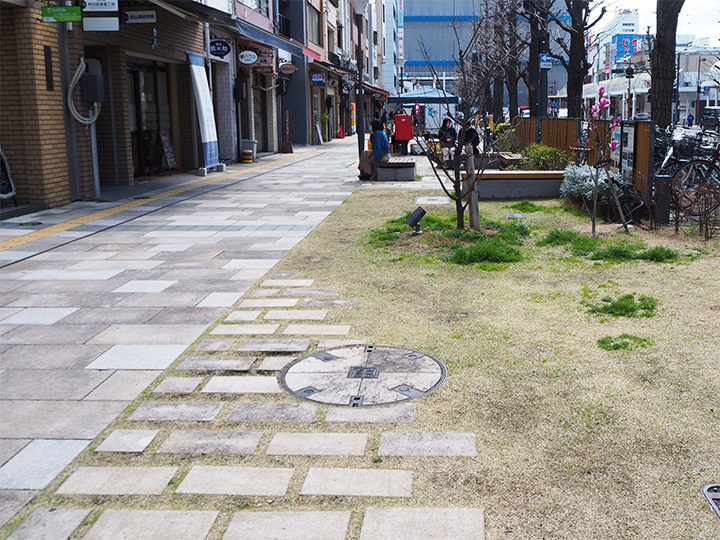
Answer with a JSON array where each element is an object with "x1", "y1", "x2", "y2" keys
[
  {"x1": 565, "y1": 1, "x2": 588, "y2": 118},
  {"x1": 493, "y1": 77, "x2": 504, "y2": 121},
  {"x1": 506, "y1": 72, "x2": 520, "y2": 123},
  {"x1": 650, "y1": 0, "x2": 685, "y2": 128}
]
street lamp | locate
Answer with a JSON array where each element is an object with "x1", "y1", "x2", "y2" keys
[
  {"x1": 696, "y1": 56, "x2": 706, "y2": 122},
  {"x1": 349, "y1": 0, "x2": 370, "y2": 159},
  {"x1": 399, "y1": 56, "x2": 406, "y2": 94}
]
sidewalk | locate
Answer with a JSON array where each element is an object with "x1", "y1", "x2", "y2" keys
[{"x1": 0, "y1": 139, "x2": 484, "y2": 539}]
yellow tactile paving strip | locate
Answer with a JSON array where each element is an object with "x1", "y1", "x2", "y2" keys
[{"x1": 0, "y1": 153, "x2": 308, "y2": 252}]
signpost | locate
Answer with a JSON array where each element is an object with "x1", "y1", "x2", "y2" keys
[
  {"x1": 42, "y1": 6, "x2": 81, "y2": 23},
  {"x1": 539, "y1": 53, "x2": 552, "y2": 70}
]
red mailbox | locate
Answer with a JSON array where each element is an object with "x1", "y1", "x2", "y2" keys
[{"x1": 394, "y1": 114, "x2": 413, "y2": 141}]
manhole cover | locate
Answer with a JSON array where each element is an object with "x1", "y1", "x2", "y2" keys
[
  {"x1": 280, "y1": 345, "x2": 447, "y2": 407},
  {"x1": 702, "y1": 484, "x2": 720, "y2": 521}
]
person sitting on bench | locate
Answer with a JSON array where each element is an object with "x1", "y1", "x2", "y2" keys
[{"x1": 358, "y1": 120, "x2": 390, "y2": 180}]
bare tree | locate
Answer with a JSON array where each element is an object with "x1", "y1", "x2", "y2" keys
[
  {"x1": 498, "y1": 0, "x2": 530, "y2": 123},
  {"x1": 650, "y1": 0, "x2": 686, "y2": 128}
]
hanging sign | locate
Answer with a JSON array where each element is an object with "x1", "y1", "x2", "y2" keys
[
  {"x1": 311, "y1": 73, "x2": 325, "y2": 83},
  {"x1": 210, "y1": 40, "x2": 231, "y2": 58},
  {"x1": 42, "y1": 6, "x2": 82, "y2": 22},
  {"x1": 238, "y1": 50, "x2": 259, "y2": 65},
  {"x1": 124, "y1": 11, "x2": 156, "y2": 24},
  {"x1": 279, "y1": 63, "x2": 297, "y2": 75},
  {"x1": 82, "y1": 0, "x2": 119, "y2": 12}
]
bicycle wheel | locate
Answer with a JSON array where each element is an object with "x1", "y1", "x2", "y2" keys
[
  {"x1": 672, "y1": 160, "x2": 720, "y2": 216},
  {"x1": 605, "y1": 193, "x2": 648, "y2": 224}
]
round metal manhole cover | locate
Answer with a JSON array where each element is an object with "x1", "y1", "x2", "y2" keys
[{"x1": 280, "y1": 345, "x2": 447, "y2": 407}]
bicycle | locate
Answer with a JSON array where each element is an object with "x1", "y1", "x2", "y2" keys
[{"x1": 604, "y1": 177, "x2": 650, "y2": 225}]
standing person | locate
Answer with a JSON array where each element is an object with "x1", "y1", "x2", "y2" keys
[
  {"x1": 687, "y1": 113, "x2": 694, "y2": 127},
  {"x1": 437, "y1": 118, "x2": 457, "y2": 164},
  {"x1": 358, "y1": 119, "x2": 390, "y2": 180}
]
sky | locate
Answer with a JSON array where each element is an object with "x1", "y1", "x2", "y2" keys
[{"x1": 600, "y1": 0, "x2": 720, "y2": 46}]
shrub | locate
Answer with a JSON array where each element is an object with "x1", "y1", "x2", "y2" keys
[
  {"x1": 560, "y1": 164, "x2": 616, "y2": 204},
  {"x1": 494, "y1": 122, "x2": 512, "y2": 134},
  {"x1": 521, "y1": 143, "x2": 567, "y2": 171}
]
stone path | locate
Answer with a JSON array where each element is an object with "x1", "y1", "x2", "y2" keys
[{"x1": 0, "y1": 143, "x2": 484, "y2": 538}]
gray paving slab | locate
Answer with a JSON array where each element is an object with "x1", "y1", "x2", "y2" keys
[
  {"x1": 146, "y1": 307, "x2": 226, "y2": 325},
  {"x1": 261, "y1": 279, "x2": 314, "y2": 287},
  {"x1": 224, "y1": 402, "x2": 317, "y2": 423},
  {"x1": 0, "y1": 370, "x2": 110, "y2": 400},
  {"x1": 226, "y1": 310, "x2": 261, "y2": 321},
  {"x1": 0, "y1": 490, "x2": 38, "y2": 529},
  {"x1": 176, "y1": 466, "x2": 293, "y2": 495},
  {"x1": 257, "y1": 356, "x2": 295, "y2": 371},
  {"x1": 0, "y1": 439, "x2": 89, "y2": 489},
  {"x1": 264, "y1": 310, "x2": 327, "y2": 320},
  {"x1": 85, "y1": 344, "x2": 187, "y2": 370},
  {"x1": 61, "y1": 307, "x2": 161, "y2": 325},
  {"x1": 266, "y1": 433, "x2": 368, "y2": 455},
  {"x1": 95, "y1": 430, "x2": 159, "y2": 453},
  {"x1": 250, "y1": 288, "x2": 279, "y2": 297},
  {"x1": 7, "y1": 291, "x2": 125, "y2": 308},
  {"x1": 362, "y1": 508, "x2": 486, "y2": 540},
  {"x1": 114, "y1": 292, "x2": 208, "y2": 308},
  {"x1": 269, "y1": 272, "x2": 297, "y2": 278},
  {"x1": 128, "y1": 402, "x2": 224, "y2": 422},
  {"x1": 112, "y1": 280, "x2": 177, "y2": 293},
  {"x1": 87, "y1": 324, "x2": 206, "y2": 345},
  {"x1": 239, "y1": 298, "x2": 298, "y2": 308},
  {"x1": 301, "y1": 299, "x2": 360, "y2": 307},
  {"x1": 282, "y1": 288, "x2": 338, "y2": 297},
  {"x1": 325, "y1": 403, "x2": 417, "y2": 423},
  {"x1": 223, "y1": 511, "x2": 351, "y2": 540},
  {"x1": 156, "y1": 431, "x2": 262, "y2": 455},
  {"x1": 177, "y1": 356, "x2": 254, "y2": 371},
  {"x1": 0, "y1": 307, "x2": 78, "y2": 325},
  {"x1": 0, "y1": 325, "x2": 106, "y2": 345},
  {"x1": 202, "y1": 376, "x2": 281, "y2": 394},
  {"x1": 0, "y1": 345, "x2": 111, "y2": 369},
  {"x1": 300, "y1": 468, "x2": 413, "y2": 497},
  {"x1": 7, "y1": 507, "x2": 91, "y2": 540},
  {"x1": 84, "y1": 370, "x2": 161, "y2": 400},
  {"x1": 196, "y1": 339, "x2": 235, "y2": 352},
  {"x1": 222, "y1": 259, "x2": 280, "y2": 270},
  {"x1": 378, "y1": 433, "x2": 478, "y2": 456},
  {"x1": 211, "y1": 324, "x2": 280, "y2": 336},
  {"x1": 82, "y1": 509, "x2": 218, "y2": 540},
  {"x1": 0, "y1": 401, "x2": 129, "y2": 438},
  {"x1": 0, "y1": 440, "x2": 30, "y2": 467},
  {"x1": 153, "y1": 377, "x2": 203, "y2": 394},
  {"x1": 56, "y1": 466, "x2": 177, "y2": 495},
  {"x1": 283, "y1": 324, "x2": 351, "y2": 335},
  {"x1": 236, "y1": 339, "x2": 311, "y2": 353}
]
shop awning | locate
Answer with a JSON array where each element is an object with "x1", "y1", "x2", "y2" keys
[{"x1": 235, "y1": 19, "x2": 304, "y2": 58}]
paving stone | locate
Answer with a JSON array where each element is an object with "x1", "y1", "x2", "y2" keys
[
  {"x1": 378, "y1": 433, "x2": 477, "y2": 456},
  {"x1": 56, "y1": 466, "x2": 177, "y2": 495},
  {"x1": 0, "y1": 307, "x2": 78, "y2": 325},
  {"x1": 7, "y1": 507, "x2": 91, "y2": 540},
  {"x1": 226, "y1": 310, "x2": 261, "y2": 321},
  {"x1": 264, "y1": 310, "x2": 327, "y2": 320},
  {"x1": 282, "y1": 288, "x2": 338, "y2": 297},
  {"x1": 300, "y1": 468, "x2": 413, "y2": 497},
  {"x1": 176, "y1": 466, "x2": 293, "y2": 496},
  {"x1": 210, "y1": 324, "x2": 279, "y2": 335},
  {"x1": 250, "y1": 288, "x2": 279, "y2": 297},
  {"x1": 61, "y1": 307, "x2": 161, "y2": 325},
  {"x1": 230, "y1": 269, "x2": 268, "y2": 280},
  {"x1": 236, "y1": 339, "x2": 311, "y2": 353},
  {"x1": 0, "y1": 324, "x2": 107, "y2": 346},
  {"x1": 0, "y1": 370, "x2": 111, "y2": 400},
  {"x1": 222, "y1": 259, "x2": 280, "y2": 270},
  {"x1": 261, "y1": 279, "x2": 314, "y2": 287},
  {"x1": 301, "y1": 299, "x2": 359, "y2": 307},
  {"x1": 266, "y1": 433, "x2": 367, "y2": 455},
  {"x1": 269, "y1": 272, "x2": 296, "y2": 278},
  {"x1": 87, "y1": 324, "x2": 206, "y2": 345},
  {"x1": 0, "y1": 345, "x2": 111, "y2": 370},
  {"x1": 177, "y1": 356, "x2": 254, "y2": 372},
  {"x1": 84, "y1": 370, "x2": 161, "y2": 400},
  {"x1": 239, "y1": 299, "x2": 298, "y2": 308},
  {"x1": 317, "y1": 339, "x2": 367, "y2": 349},
  {"x1": 146, "y1": 307, "x2": 226, "y2": 325},
  {"x1": 153, "y1": 377, "x2": 203, "y2": 394},
  {"x1": 0, "y1": 440, "x2": 29, "y2": 467},
  {"x1": 0, "y1": 401, "x2": 129, "y2": 439},
  {"x1": 0, "y1": 490, "x2": 38, "y2": 529},
  {"x1": 283, "y1": 324, "x2": 350, "y2": 336},
  {"x1": 196, "y1": 339, "x2": 235, "y2": 352},
  {"x1": 257, "y1": 356, "x2": 295, "y2": 371},
  {"x1": 112, "y1": 280, "x2": 177, "y2": 293},
  {"x1": 359, "y1": 507, "x2": 485, "y2": 540},
  {"x1": 325, "y1": 403, "x2": 416, "y2": 423},
  {"x1": 156, "y1": 431, "x2": 262, "y2": 455},
  {"x1": 128, "y1": 402, "x2": 223, "y2": 422},
  {"x1": 202, "y1": 376, "x2": 281, "y2": 394},
  {"x1": 85, "y1": 345, "x2": 187, "y2": 370},
  {"x1": 197, "y1": 292, "x2": 245, "y2": 308},
  {"x1": 0, "y1": 439, "x2": 89, "y2": 490},
  {"x1": 224, "y1": 402, "x2": 317, "y2": 423},
  {"x1": 95, "y1": 430, "x2": 159, "y2": 453},
  {"x1": 82, "y1": 509, "x2": 218, "y2": 540},
  {"x1": 223, "y1": 511, "x2": 351, "y2": 540}
]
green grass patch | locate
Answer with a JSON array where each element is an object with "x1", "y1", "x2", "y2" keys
[
  {"x1": 584, "y1": 293, "x2": 659, "y2": 318},
  {"x1": 508, "y1": 200, "x2": 547, "y2": 213},
  {"x1": 447, "y1": 236, "x2": 524, "y2": 264},
  {"x1": 597, "y1": 334, "x2": 653, "y2": 351},
  {"x1": 589, "y1": 243, "x2": 643, "y2": 262},
  {"x1": 537, "y1": 228, "x2": 599, "y2": 256},
  {"x1": 636, "y1": 246, "x2": 679, "y2": 262}
]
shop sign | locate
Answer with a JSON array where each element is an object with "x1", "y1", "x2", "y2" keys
[
  {"x1": 82, "y1": 0, "x2": 119, "y2": 12},
  {"x1": 42, "y1": 6, "x2": 82, "y2": 23},
  {"x1": 279, "y1": 63, "x2": 297, "y2": 75},
  {"x1": 210, "y1": 40, "x2": 231, "y2": 58},
  {"x1": 124, "y1": 11, "x2": 156, "y2": 24},
  {"x1": 238, "y1": 50, "x2": 259, "y2": 65},
  {"x1": 311, "y1": 73, "x2": 325, "y2": 83}
]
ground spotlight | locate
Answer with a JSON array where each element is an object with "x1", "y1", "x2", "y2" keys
[{"x1": 406, "y1": 206, "x2": 426, "y2": 235}]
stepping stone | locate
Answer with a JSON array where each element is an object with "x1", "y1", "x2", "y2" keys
[
  {"x1": 82, "y1": 509, "x2": 218, "y2": 540},
  {"x1": 95, "y1": 430, "x2": 159, "y2": 453},
  {"x1": 239, "y1": 299, "x2": 298, "y2": 308},
  {"x1": 300, "y1": 468, "x2": 412, "y2": 497},
  {"x1": 128, "y1": 402, "x2": 223, "y2": 422},
  {"x1": 266, "y1": 433, "x2": 367, "y2": 455},
  {"x1": 211, "y1": 324, "x2": 279, "y2": 336},
  {"x1": 251, "y1": 289, "x2": 280, "y2": 297},
  {"x1": 197, "y1": 292, "x2": 245, "y2": 308},
  {"x1": 325, "y1": 403, "x2": 416, "y2": 423},
  {"x1": 359, "y1": 507, "x2": 485, "y2": 540},
  {"x1": 226, "y1": 311, "x2": 261, "y2": 321},
  {"x1": 283, "y1": 325, "x2": 350, "y2": 336},
  {"x1": 153, "y1": 377, "x2": 202, "y2": 394},
  {"x1": 0, "y1": 491, "x2": 38, "y2": 529},
  {"x1": 157, "y1": 431, "x2": 262, "y2": 455},
  {"x1": 177, "y1": 357, "x2": 254, "y2": 372},
  {"x1": 270, "y1": 272, "x2": 296, "y2": 278},
  {"x1": 84, "y1": 371, "x2": 161, "y2": 401},
  {"x1": 0, "y1": 439, "x2": 89, "y2": 490},
  {"x1": 56, "y1": 466, "x2": 177, "y2": 495},
  {"x1": 7, "y1": 507, "x2": 90, "y2": 540},
  {"x1": 224, "y1": 511, "x2": 351, "y2": 540},
  {"x1": 264, "y1": 310, "x2": 327, "y2": 320},
  {"x1": 282, "y1": 288, "x2": 338, "y2": 297},
  {"x1": 378, "y1": 433, "x2": 477, "y2": 456},
  {"x1": 262, "y1": 279, "x2": 314, "y2": 287},
  {"x1": 317, "y1": 339, "x2": 366, "y2": 349},
  {"x1": 224, "y1": 403, "x2": 317, "y2": 423},
  {"x1": 196, "y1": 339, "x2": 235, "y2": 352},
  {"x1": 202, "y1": 376, "x2": 281, "y2": 394},
  {"x1": 302, "y1": 299, "x2": 359, "y2": 307},
  {"x1": 176, "y1": 466, "x2": 293, "y2": 496},
  {"x1": 237, "y1": 339, "x2": 311, "y2": 353},
  {"x1": 257, "y1": 356, "x2": 295, "y2": 371}
]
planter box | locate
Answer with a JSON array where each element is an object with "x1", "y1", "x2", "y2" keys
[{"x1": 463, "y1": 170, "x2": 564, "y2": 199}]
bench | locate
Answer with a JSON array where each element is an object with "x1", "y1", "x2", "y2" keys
[{"x1": 376, "y1": 157, "x2": 417, "y2": 181}]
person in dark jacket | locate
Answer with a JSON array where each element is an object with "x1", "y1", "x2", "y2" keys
[
  {"x1": 437, "y1": 118, "x2": 457, "y2": 164},
  {"x1": 358, "y1": 119, "x2": 391, "y2": 180}
]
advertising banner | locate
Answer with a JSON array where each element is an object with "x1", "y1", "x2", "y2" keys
[{"x1": 188, "y1": 53, "x2": 220, "y2": 169}]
